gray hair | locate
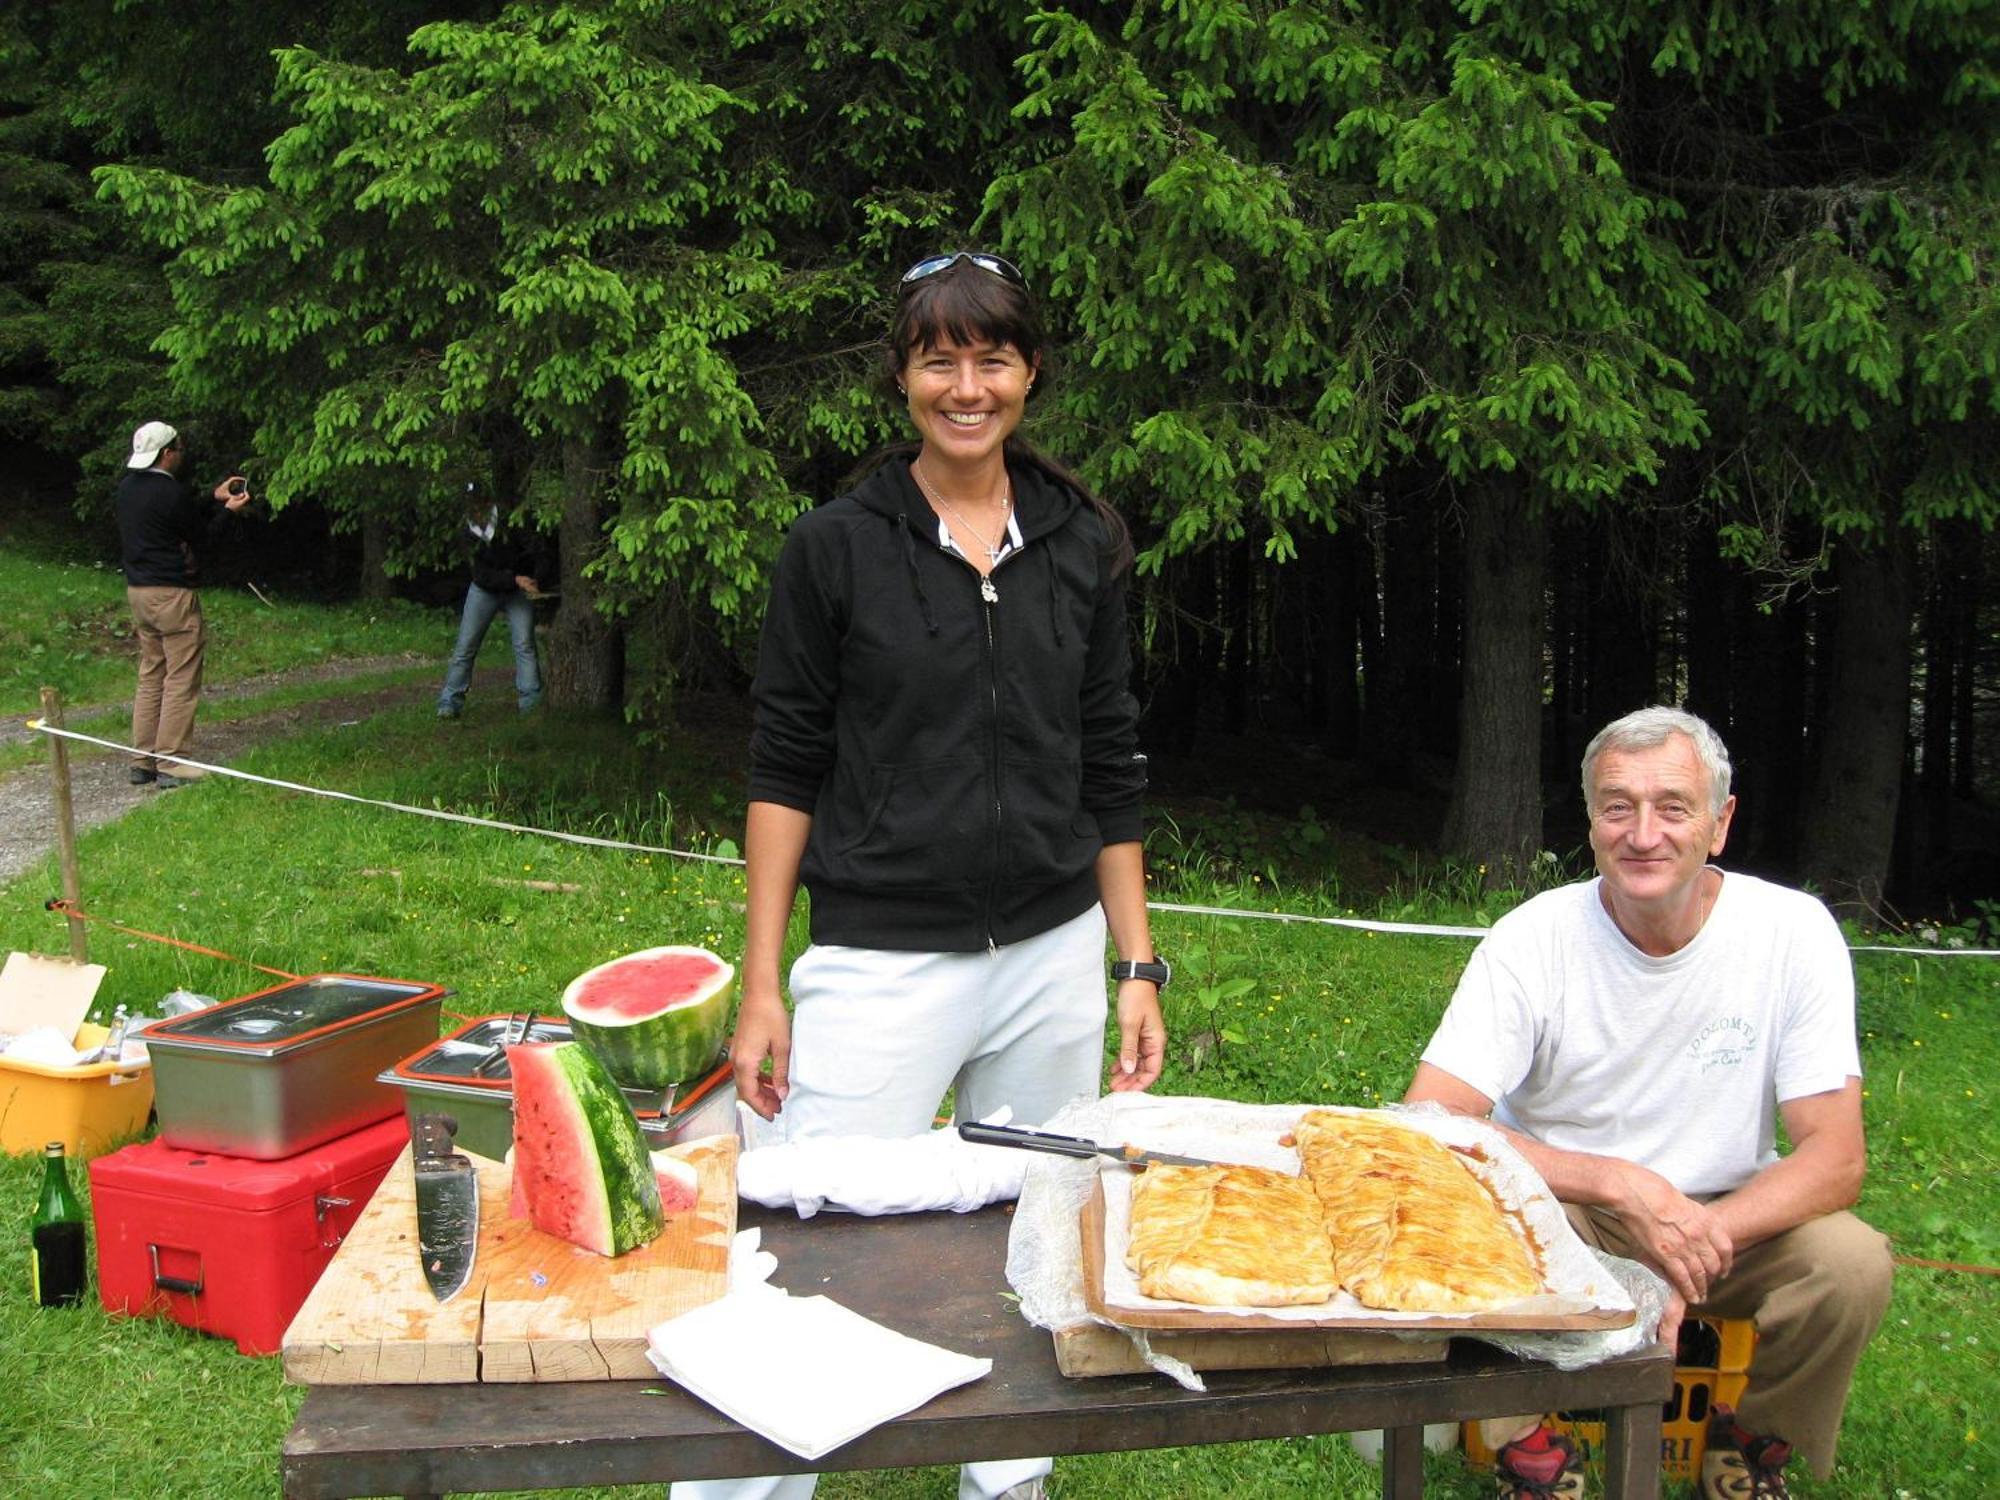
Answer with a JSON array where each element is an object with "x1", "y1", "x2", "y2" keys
[{"x1": 1581, "y1": 706, "x2": 1733, "y2": 816}]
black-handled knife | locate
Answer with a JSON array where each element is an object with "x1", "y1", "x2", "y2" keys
[
  {"x1": 412, "y1": 1112, "x2": 479, "y2": 1303},
  {"x1": 955, "y1": 1120, "x2": 1241, "y2": 1170}
]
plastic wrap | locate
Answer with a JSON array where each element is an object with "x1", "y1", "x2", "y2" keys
[{"x1": 1004, "y1": 1093, "x2": 1668, "y2": 1386}]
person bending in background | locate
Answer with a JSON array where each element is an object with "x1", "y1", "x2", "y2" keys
[
  {"x1": 114, "y1": 421, "x2": 251, "y2": 788},
  {"x1": 687, "y1": 252, "x2": 1168, "y2": 1500},
  {"x1": 1406, "y1": 706, "x2": 1891, "y2": 1500},
  {"x1": 436, "y1": 480, "x2": 545, "y2": 718}
]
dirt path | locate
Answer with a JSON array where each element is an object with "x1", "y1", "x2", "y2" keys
[{"x1": 0, "y1": 656, "x2": 500, "y2": 887}]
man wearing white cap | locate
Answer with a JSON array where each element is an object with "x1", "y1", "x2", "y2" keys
[{"x1": 114, "y1": 421, "x2": 251, "y2": 787}]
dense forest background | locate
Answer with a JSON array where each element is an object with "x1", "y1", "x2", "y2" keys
[{"x1": 2, "y1": 1, "x2": 1995, "y2": 922}]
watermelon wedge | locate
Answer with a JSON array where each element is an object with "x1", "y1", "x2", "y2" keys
[
  {"x1": 560, "y1": 945, "x2": 735, "y2": 1089},
  {"x1": 508, "y1": 1041, "x2": 665, "y2": 1257},
  {"x1": 649, "y1": 1142, "x2": 703, "y2": 1215}
]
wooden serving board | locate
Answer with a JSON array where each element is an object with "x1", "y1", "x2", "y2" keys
[
  {"x1": 1051, "y1": 1319, "x2": 1446, "y2": 1377},
  {"x1": 1083, "y1": 1177, "x2": 1634, "y2": 1334},
  {"x1": 283, "y1": 1135, "x2": 737, "y2": 1385}
]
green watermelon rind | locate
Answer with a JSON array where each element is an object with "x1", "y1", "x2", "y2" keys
[
  {"x1": 510, "y1": 1041, "x2": 665, "y2": 1257},
  {"x1": 560, "y1": 945, "x2": 736, "y2": 1089}
]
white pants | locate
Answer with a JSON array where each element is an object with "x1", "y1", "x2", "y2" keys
[
  {"x1": 669, "y1": 1457, "x2": 1050, "y2": 1500},
  {"x1": 669, "y1": 905, "x2": 1109, "y2": 1500}
]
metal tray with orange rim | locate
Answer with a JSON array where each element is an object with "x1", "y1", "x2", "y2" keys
[{"x1": 139, "y1": 974, "x2": 448, "y2": 1159}]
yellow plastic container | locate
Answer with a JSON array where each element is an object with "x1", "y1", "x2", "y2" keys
[
  {"x1": 1462, "y1": 1316, "x2": 1757, "y2": 1483},
  {"x1": 0, "y1": 1022, "x2": 155, "y2": 1157}
]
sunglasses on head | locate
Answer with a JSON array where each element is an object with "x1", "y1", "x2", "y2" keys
[{"x1": 899, "y1": 251, "x2": 1026, "y2": 289}]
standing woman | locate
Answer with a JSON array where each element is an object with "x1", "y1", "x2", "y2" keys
[
  {"x1": 435, "y1": 481, "x2": 545, "y2": 719},
  {"x1": 690, "y1": 253, "x2": 1167, "y2": 1500}
]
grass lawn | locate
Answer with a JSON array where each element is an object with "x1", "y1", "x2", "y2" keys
[
  {"x1": 0, "y1": 510, "x2": 446, "y2": 727},
  {"x1": 0, "y1": 700, "x2": 1994, "y2": 1497}
]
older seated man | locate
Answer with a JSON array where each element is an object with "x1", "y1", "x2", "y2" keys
[{"x1": 1407, "y1": 706, "x2": 1891, "y2": 1500}]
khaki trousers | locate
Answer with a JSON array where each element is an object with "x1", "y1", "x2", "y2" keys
[
  {"x1": 1481, "y1": 1204, "x2": 1892, "y2": 1479},
  {"x1": 127, "y1": 586, "x2": 206, "y2": 773}
]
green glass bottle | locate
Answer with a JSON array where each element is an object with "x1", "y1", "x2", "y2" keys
[{"x1": 31, "y1": 1141, "x2": 87, "y2": 1308}]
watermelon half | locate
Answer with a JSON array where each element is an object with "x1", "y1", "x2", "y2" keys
[
  {"x1": 508, "y1": 1041, "x2": 666, "y2": 1257},
  {"x1": 560, "y1": 945, "x2": 735, "y2": 1090}
]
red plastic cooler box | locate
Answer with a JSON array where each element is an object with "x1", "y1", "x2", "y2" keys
[{"x1": 88, "y1": 1114, "x2": 407, "y2": 1355}]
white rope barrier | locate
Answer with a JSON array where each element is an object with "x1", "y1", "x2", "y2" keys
[
  {"x1": 25, "y1": 719, "x2": 743, "y2": 866},
  {"x1": 25, "y1": 718, "x2": 2000, "y2": 959}
]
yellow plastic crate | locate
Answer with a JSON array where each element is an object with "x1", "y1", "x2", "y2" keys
[
  {"x1": 0, "y1": 1022, "x2": 155, "y2": 1156},
  {"x1": 1463, "y1": 1317, "x2": 1757, "y2": 1483}
]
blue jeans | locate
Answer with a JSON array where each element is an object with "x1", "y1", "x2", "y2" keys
[{"x1": 438, "y1": 584, "x2": 541, "y2": 712}]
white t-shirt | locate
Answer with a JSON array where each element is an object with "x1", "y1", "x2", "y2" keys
[{"x1": 1420, "y1": 871, "x2": 1860, "y2": 1197}]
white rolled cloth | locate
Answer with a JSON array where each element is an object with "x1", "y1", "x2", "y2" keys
[{"x1": 735, "y1": 1107, "x2": 1030, "y2": 1218}]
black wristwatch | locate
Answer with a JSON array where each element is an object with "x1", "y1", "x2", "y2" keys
[{"x1": 1110, "y1": 958, "x2": 1171, "y2": 990}]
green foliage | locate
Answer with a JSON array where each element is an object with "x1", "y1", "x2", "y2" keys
[
  {"x1": 0, "y1": 2, "x2": 501, "y2": 499},
  {"x1": 90, "y1": 1, "x2": 1045, "y2": 639},
  {"x1": 995, "y1": 4, "x2": 1717, "y2": 581},
  {"x1": 11, "y1": 0, "x2": 2000, "y2": 887}
]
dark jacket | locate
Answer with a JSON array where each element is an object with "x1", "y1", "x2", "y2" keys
[
  {"x1": 115, "y1": 469, "x2": 233, "y2": 588},
  {"x1": 748, "y1": 453, "x2": 1146, "y2": 952},
  {"x1": 464, "y1": 513, "x2": 546, "y2": 595}
]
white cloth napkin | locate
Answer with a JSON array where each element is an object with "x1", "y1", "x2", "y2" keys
[
  {"x1": 646, "y1": 1229, "x2": 991, "y2": 1460},
  {"x1": 734, "y1": 1106, "x2": 1029, "y2": 1218}
]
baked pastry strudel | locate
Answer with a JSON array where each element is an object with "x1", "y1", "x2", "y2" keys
[
  {"x1": 1125, "y1": 1162, "x2": 1338, "y2": 1307},
  {"x1": 1294, "y1": 1109, "x2": 1543, "y2": 1313}
]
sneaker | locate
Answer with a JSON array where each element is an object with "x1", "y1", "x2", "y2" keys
[
  {"x1": 994, "y1": 1483, "x2": 1045, "y2": 1500},
  {"x1": 128, "y1": 767, "x2": 156, "y2": 785},
  {"x1": 156, "y1": 767, "x2": 209, "y2": 788},
  {"x1": 437, "y1": 704, "x2": 461, "y2": 720},
  {"x1": 1495, "y1": 1424, "x2": 1586, "y2": 1499},
  {"x1": 1700, "y1": 1407, "x2": 1792, "y2": 1498}
]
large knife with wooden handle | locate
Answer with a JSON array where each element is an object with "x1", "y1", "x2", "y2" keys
[{"x1": 412, "y1": 1112, "x2": 479, "y2": 1303}]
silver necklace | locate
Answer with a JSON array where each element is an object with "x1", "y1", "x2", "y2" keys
[{"x1": 913, "y1": 458, "x2": 1011, "y2": 563}]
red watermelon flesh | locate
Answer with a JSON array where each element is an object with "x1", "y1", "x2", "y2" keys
[
  {"x1": 510, "y1": 1139, "x2": 712, "y2": 1221},
  {"x1": 507, "y1": 1041, "x2": 665, "y2": 1257},
  {"x1": 652, "y1": 1146, "x2": 701, "y2": 1215},
  {"x1": 576, "y1": 951, "x2": 722, "y2": 1019}
]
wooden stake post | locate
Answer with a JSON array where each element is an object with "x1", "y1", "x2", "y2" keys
[{"x1": 39, "y1": 686, "x2": 87, "y2": 962}]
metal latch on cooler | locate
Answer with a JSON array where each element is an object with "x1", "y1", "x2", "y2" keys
[{"x1": 315, "y1": 1194, "x2": 352, "y2": 1248}]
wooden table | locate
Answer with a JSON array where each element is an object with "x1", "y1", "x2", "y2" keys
[{"x1": 283, "y1": 1203, "x2": 1673, "y2": 1499}]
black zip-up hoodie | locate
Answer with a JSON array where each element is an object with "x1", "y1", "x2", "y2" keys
[
  {"x1": 462, "y1": 513, "x2": 548, "y2": 595},
  {"x1": 748, "y1": 453, "x2": 1146, "y2": 952},
  {"x1": 115, "y1": 468, "x2": 236, "y2": 588}
]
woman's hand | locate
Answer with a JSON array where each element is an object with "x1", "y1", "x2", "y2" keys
[
  {"x1": 1109, "y1": 978, "x2": 1165, "y2": 1092},
  {"x1": 729, "y1": 989, "x2": 793, "y2": 1121}
]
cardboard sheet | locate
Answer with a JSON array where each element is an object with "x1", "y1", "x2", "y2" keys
[{"x1": 0, "y1": 951, "x2": 106, "y2": 1044}]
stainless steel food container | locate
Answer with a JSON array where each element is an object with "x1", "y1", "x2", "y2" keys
[
  {"x1": 379, "y1": 1014, "x2": 734, "y2": 1161},
  {"x1": 138, "y1": 974, "x2": 449, "y2": 1159}
]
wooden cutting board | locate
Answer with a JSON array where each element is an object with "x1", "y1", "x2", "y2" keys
[
  {"x1": 1051, "y1": 1319, "x2": 1446, "y2": 1377},
  {"x1": 283, "y1": 1134, "x2": 737, "y2": 1385}
]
